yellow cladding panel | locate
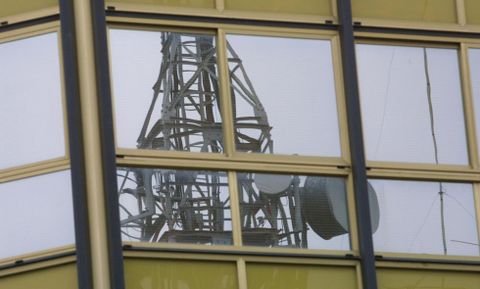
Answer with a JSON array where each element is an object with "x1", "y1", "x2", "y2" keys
[
  {"x1": 0, "y1": 263, "x2": 78, "y2": 289},
  {"x1": 124, "y1": 258, "x2": 238, "y2": 289},
  {"x1": 352, "y1": 0, "x2": 457, "y2": 23},
  {"x1": 108, "y1": 0, "x2": 215, "y2": 9},
  {"x1": 224, "y1": 0, "x2": 333, "y2": 16},
  {"x1": 465, "y1": 0, "x2": 480, "y2": 25},
  {"x1": 246, "y1": 263, "x2": 357, "y2": 289},
  {"x1": 0, "y1": 0, "x2": 58, "y2": 18},
  {"x1": 377, "y1": 268, "x2": 480, "y2": 289}
]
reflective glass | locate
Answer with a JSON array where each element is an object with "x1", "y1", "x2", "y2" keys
[
  {"x1": 237, "y1": 172, "x2": 350, "y2": 250},
  {"x1": 352, "y1": 0, "x2": 457, "y2": 23},
  {"x1": 0, "y1": 171, "x2": 75, "y2": 260},
  {"x1": 246, "y1": 263, "x2": 357, "y2": 289},
  {"x1": 469, "y1": 49, "x2": 480, "y2": 159},
  {"x1": 357, "y1": 44, "x2": 468, "y2": 165},
  {"x1": 465, "y1": 0, "x2": 480, "y2": 25},
  {"x1": 110, "y1": 29, "x2": 224, "y2": 153},
  {"x1": 109, "y1": 0, "x2": 215, "y2": 9},
  {"x1": 118, "y1": 167, "x2": 232, "y2": 245},
  {"x1": 0, "y1": 32, "x2": 65, "y2": 170},
  {"x1": 226, "y1": 35, "x2": 341, "y2": 157},
  {"x1": 225, "y1": 0, "x2": 333, "y2": 16},
  {"x1": 369, "y1": 179, "x2": 479, "y2": 256},
  {"x1": 125, "y1": 259, "x2": 238, "y2": 289}
]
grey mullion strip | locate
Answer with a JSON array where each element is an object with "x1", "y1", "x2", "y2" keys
[
  {"x1": 89, "y1": 1, "x2": 126, "y2": 289},
  {"x1": 354, "y1": 24, "x2": 480, "y2": 39},
  {"x1": 336, "y1": 1, "x2": 378, "y2": 289},
  {"x1": 59, "y1": 1, "x2": 94, "y2": 289},
  {"x1": 105, "y1": 10, "x2": 338, "y2": 31},
  {"x1": 0, "y1": 15, "x2": 58, "y2": 33}
]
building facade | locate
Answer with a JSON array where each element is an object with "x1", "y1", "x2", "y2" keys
[{"x1": 1, "y1": 0, "x2": 480, "y2": 288}]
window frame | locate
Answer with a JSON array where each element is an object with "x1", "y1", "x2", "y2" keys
[
  {"x1": 354, "y1": 31, "x2": 480, "y2": 260},
  {"x1": 107, "y1": 18, "x2": 360, "y2": 257},
  {"x1": 0, "y1": 22, "x2": 76, "y2": 266}
]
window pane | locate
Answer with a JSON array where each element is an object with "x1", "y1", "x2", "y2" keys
[
  {"x1": 465, "y1": 0, "x2": 480, "y2": 25},
  {"x1": 357, "y1": 44, "x2": 468, "y2": 165},
  {"x1": 225, "y1": 0, "x2": 333, "y2": 16},
  {"x1": 0, "y1": 0, "x2": 57, "y2": 18},
  {"x1": 369, "y1": 179, "x2": 478, "y2": 256},
  {"x1": 469, "y1": 49, "x2": 480, "y2": 159},
  {"x1": 226, "y1": 35, "x2": 341, "y2": 157},
  {"x1": 109, "y1": 0, "x2": 215, "y2": 9},
  {"x1": 110, "y1": 29, "x2": 224, "y2": 153},
  {"x1": 0, "y1": 32, "x2": 65, "y2": 170},
  {"x1": 118, "y1": 167, "x2": 232, "y2": 245},
  {"x1": 237, "y1": 172, "x2": 350, "y2": 250},
  {"x1": 0, "y1": 171, "x2": 75, "y2": 259},
  {"x1": 352, "y1": 0, "x2": 457, "y2": 23},
  {"x1": 246, "y1": 263, "x2": 357, "y2": 289}
]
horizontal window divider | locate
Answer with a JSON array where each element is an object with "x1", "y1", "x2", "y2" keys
[
  {"x1": 375, "y1": 255, "x2": 480, "y2": 269},
  {"x1": 0, "y1": 251, "x2": 76, "y2": 274},
  {"x1": 366, "y1": 161, "x2": 474, "y2": 173},
  {"x1": 122, "y1": 243, "x2": 359, "y2": 263},
  {"x1": 367, "y1": 168, "x2": 480, "y2": 182},
  {"x1": 354, "y1": 25, "x2": 480, "y2": 42},
  {"x1": 116, "y1": 156, "x2": 350, "y2": 176},
  {"x1": 106, "y1": 11, "x2": 338, "y2": 32},
  {"x1": 0, "y1": 14, "x2": 59, "y2": 34},
  {"x1": 116, "y1": 149, "x2": 348, "y2": 167},
  {"x1": 0, "y1": 158, "x2": 70, "y2": 184}
]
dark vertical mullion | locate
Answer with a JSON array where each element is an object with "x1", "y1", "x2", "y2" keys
[
  {"x1": 336, "y1": 0, "x2": 378, "y2": 289},
  {"x1": 89, "y1": 1, "x2": 126, "y2": 289},
  {"x1": 59, "y1": 1, "x2": 94, "y2": 289}
]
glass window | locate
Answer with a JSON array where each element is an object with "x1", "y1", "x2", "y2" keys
[
  {"x1": 226, "y1": 35, "x2": 341, "y2": 157},
  {"x1": 357, "y1": 44, "x2": 468, "y2": 165},
  {"x1": 110, "y1": 29, "x2": 224, "y2": 153},
  {"x1": 0, "y1": 171, "x2": 75, "y2": 260},
  {"x1": 469, "y1": 48, "x2": 480, "y2": 159},
  {"x1": 237, "y1": 172, "x2": 350, "y2": 250},
  {"x1": 0, "y1": 32, "x2": 65, "y2": 170},
  {"x1": 369, "y1": 179, "x2": 478, "y2": 256},
  {"x1": 465, "y1": 0, "x2": 480, "y2": 25},
  {"x1": 224, "y1": 0, "x2": 333, "y2": 16},
  {"x1": 108, "y1": 0, "x2": 215, "y2": 9},
  {"x1": 246, "y1": 263, "x2": 357, "y2": 289},
  {"x1": 117, "y1": 167, "x2": 232, "y2": 245},
  {"x1": 351, "y1": 0, "x2": 457, "y2": 24},
  {"x1": 125, "y1": 259, "x2": 238, "y2": 289}
]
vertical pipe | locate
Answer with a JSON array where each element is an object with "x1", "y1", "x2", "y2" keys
[
  {"x1": 89, "y1": 0, "x2": 126, "y2": 288},
  {"x1": 70, "y1": 0, "x2": 114, "y2": 288},
  {"x1": 336, "y1": 0, "x2": 378, "y2": 288},
  {"x1": 59, "y1": 1, "x2": 94, "y2": 288}
]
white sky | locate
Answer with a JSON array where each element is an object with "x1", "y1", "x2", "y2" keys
[
  {"x1": 357, "y1": 44, "x2": 468, "y2": 165},
  {"x1": 0, "y1": 170, "x2": 75, "y2": 260},
  {"x1": 0, "y1": 32, "x2": 65, "y2": 170},
  {"x1": 470, "y1": 49, "x2": 480, "y2": 156},
  {"x1": 109, "y1": 29, "x2": 341, "y2": 157},
  {"x1": 370, "y1": 179, "x2": 478, "y2": 256}
]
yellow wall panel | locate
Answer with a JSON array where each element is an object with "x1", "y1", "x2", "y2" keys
[
  {"x1": 224, "y1": 0, "x2": 333, "y2": 16},
  {"x1": 246, "y1": 263, "x2": 357, "y2": 289},
  {"x1": 124, "y1": 258, "x2": 238, "y2": 289},
  {"x1": 352, "y1": 0, "x2": 457, "y2": 23},
  {"x1": 108, "y1": 0, "x2": 215, "y2": 9},
  {"x1": 0, "y1": 263, "x2": 78, "y2": 289},
  {"x1": 465, "y1": 0, "x2": 480, "y2": 25},
  {"x1": 0, "y1": 0, "x2": 58, "y2": 19},
  {"x1": 377, "y1": 268, "x2": 480, "y2": 289}
]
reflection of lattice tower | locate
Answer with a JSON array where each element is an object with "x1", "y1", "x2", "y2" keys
[
  {"x1": 119, "y1": 32, "x2": 307, "y2": 246},
  {"x1": 136, "y1": 32, "x2": 272, "y2": 153}
]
